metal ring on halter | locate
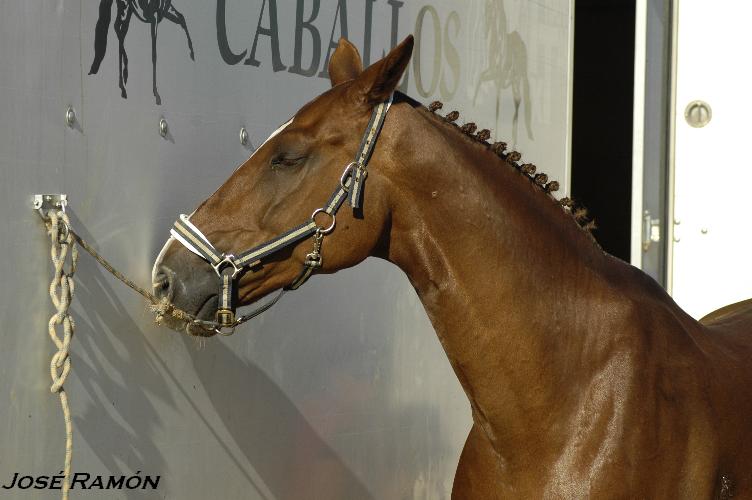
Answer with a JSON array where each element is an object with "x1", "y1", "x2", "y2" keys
[
  {"x1": 311, "y1": 208, "x2": 336, "y2": 235},
  {"x1": 340, "y1": 161, "x2": 365, "y2": 191},
  {"x1": 214, "y1": 325, "x2": 236, "y2": 336},
  {"x1": 212, "y1": 254, "x2": 241, "y2": 278}
]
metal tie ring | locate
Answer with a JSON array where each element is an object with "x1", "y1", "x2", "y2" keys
[{"x1": 311, "y1": 208, "x2": 336, "y2": 235}]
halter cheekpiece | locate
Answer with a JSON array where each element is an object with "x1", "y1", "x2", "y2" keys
[{"x1": 168, "y1": 95, "x2": 393, "y2": 335}]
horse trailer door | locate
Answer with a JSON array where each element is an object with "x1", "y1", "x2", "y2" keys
[
  {"x1": 669, "y1": 0, "x2": 752, "y2": 318},
  {"x1": 631, "y1": 0, "x2": 673, "y2": 286}
]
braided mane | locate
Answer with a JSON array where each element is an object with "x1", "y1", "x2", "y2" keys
[{"x1": 425, "y1": 101, "x2": 597, "y2": 235}]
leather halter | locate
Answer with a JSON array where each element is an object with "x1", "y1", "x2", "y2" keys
[{"x1": 168, "y1": 95, "x2": 393, "y2": 335}]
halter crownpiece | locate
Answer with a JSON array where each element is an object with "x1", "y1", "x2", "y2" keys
[{"x1": 168, "y1": 95, "x2": 393, "y2": 335}]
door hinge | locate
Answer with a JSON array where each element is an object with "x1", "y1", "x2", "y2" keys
[{"x1": 642, "y1": 210, "x2": 660, "y2": 251}]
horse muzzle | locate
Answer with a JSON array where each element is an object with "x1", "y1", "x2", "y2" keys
[{"x1": 152, "y1": 252, "x2": 220, "y2": 334}]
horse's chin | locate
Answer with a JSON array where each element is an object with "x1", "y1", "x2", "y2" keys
[
  {"x1": 154, "y1": 312, "x2": 187, "y2": 332},
  {"x1": 184, "y1": 322, "x2": 218, "y2": 338},
  {"x1": 153, "y1": 295, "x2": 219, "y2": 337},
  {"x1": 155, "y1": 314, "x2": 218, "y2": 337}
]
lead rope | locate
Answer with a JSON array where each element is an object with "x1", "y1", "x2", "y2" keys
[
  {"x1": 46, "y1": 211, "x2": 77, "y2": 500},
  {"x1": 41, "y1": 212, "x2": 201, "y2": 500}
]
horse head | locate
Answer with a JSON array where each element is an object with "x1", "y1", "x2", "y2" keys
[{"x1": 152, "y1": 36, "x2": 414, "y2": 336}]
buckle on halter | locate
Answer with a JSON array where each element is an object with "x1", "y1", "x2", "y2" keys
[
  {"x1": 213, "y1": 254, "x2": 241, "y2": 278},
  {"x1": 216, "y1": 308, "x2": 235, "y2": 327},
  {"x1": 340, "y1": 161, "x2": 366, "y2": 191},
  {"x1": 214, "y1": 309, "x2": 237, "y2": 336}
]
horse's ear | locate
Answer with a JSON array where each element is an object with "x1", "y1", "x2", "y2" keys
[
  {"x1": 329, "y1": 38, "x2": 363, "y2": 87},
  {"x1": 353, "y1": 35, "x2": 414, "y2": 105}
]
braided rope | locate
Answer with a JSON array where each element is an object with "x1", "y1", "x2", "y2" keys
[{"x1": 46, "y1": 211, "x2": 77, "y2": 500}]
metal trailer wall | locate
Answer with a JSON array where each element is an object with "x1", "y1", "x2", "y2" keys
[{"x1": 0, "y1": 1, "x2": 572, "y2": 499}]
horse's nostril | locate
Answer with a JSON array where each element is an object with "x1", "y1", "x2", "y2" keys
[{"x1": 153, "y1": 266, "x2": 174, "y2": 300}]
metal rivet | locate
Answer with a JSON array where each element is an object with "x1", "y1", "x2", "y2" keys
[
  {"x1": 701, "y1": 228, "x2": 708, "y2": 234},
  {"x1": 684, "y1": 100, "x2": 712, "y2": 128},
  {"x1": 159, "y1": 118, "x2": 169, "y2": 138},
  {"x1": 674, "y1": 219, "x2": 681, "y2": 225},
  {"x1": 239, "y1": 127, "x2": 249, "y2": 146},
  {"x1": 65, "y1": 106, "x2": 76, "y2": 128}
]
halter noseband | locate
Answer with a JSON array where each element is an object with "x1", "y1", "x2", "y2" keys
[{"x1": 168, "y1": 95, "x2": 393, "y2": 336}]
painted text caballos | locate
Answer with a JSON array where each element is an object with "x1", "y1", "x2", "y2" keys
[{"x1": 217, "y1": 0, "x2": 460, "y2": 100}]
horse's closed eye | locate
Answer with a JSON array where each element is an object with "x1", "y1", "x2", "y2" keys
[{"x1": 270, "y1": 155, "x2": 306, "y2": 169}]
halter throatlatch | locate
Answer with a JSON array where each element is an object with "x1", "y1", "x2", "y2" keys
[{"x1": 168, "y1": 95, "x2": 393, "y2": 335}]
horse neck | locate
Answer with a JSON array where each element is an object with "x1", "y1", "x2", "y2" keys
[{"x1": 382, "y1": 106, "x2": 638, "y2": 460}]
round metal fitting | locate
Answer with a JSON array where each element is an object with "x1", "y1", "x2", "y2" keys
[
  {"x1": 159, "y1": 118, "x2": 169, "y2": 138},
  {"x1": 212, "y1": 254, "x2": 241, "y2": 278},
  {"x1": 684, "y1": 100, "x2": 712, "y2": 128},
  {"x1": 65, "y1": 106, "x2": 76, "y2": 128},
  {"x1": 311, "y1": 208, "x2": 336, "y2": 234},
  {"x1": 239, "y1": 127, "x2": 249, "y2": 146}
]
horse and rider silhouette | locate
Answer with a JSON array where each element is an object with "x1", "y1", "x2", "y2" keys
[
  {"x1": 473, "y1": 0, "x2": 534, "y2": 147},
  {"x1": 89, "y1": 0, "x2": 195, "y2": 105}
]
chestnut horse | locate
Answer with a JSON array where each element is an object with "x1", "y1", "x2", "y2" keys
[{"x1": 152, "y1": 36, "x2": 752, "y2": 498}]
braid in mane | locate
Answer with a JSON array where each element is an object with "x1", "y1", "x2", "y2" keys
[{"x1": 427, "y1": 101, "x2": 597, "y2": 235}]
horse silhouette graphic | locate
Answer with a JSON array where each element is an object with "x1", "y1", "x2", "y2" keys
[
  {"x1": 473, "y1": 0, "x2": 533, "y2": 146},
  {"x1": 89, "y1": 0, "x2": 195, "y2": 105}
]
